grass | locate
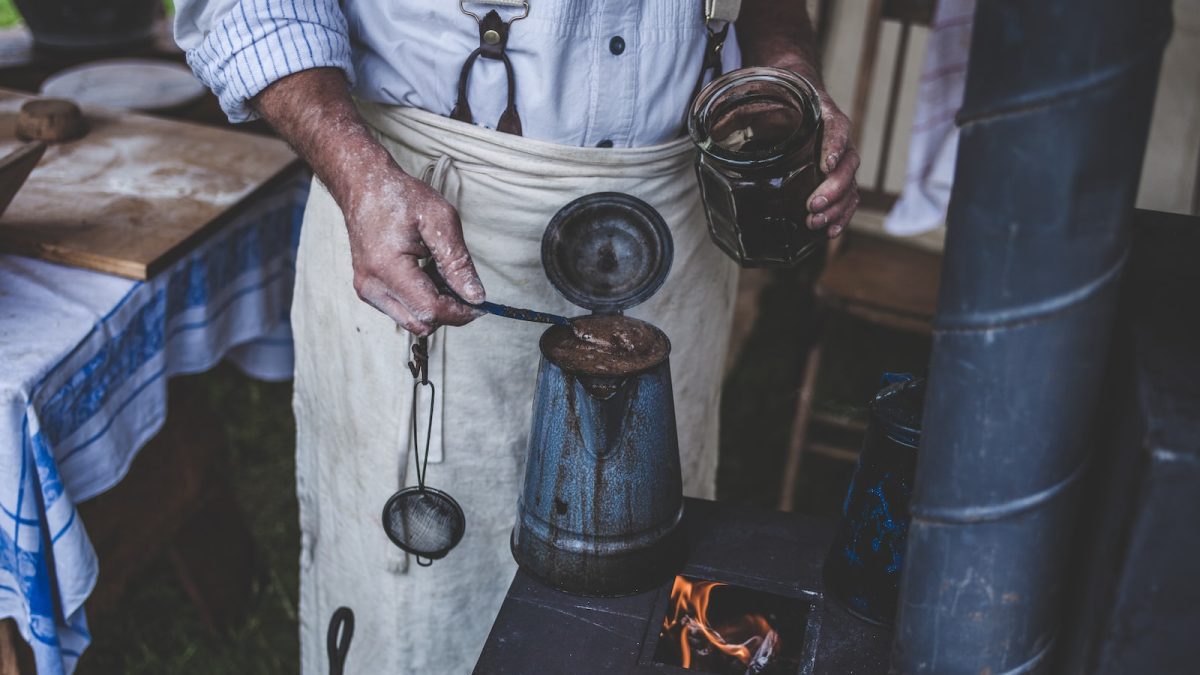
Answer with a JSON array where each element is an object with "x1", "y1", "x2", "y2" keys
[
  {"x1": 77, "y1": 365, "x2": 300, "y2": 674},
  {"x1": 0, "y1": 2, "x2": 18, "y2": 29}
]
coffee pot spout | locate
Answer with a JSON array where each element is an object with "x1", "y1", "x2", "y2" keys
[{"x1": 574, "y1": 375, "x2": 635, "y2": 460}]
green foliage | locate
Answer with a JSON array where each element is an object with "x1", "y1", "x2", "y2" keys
[
  {"x1": 0, "y1": 1, "x2": 175, "y2": 29},
  {"x1": 0, "y1": 1, "x2": 19, "y2": 29}
]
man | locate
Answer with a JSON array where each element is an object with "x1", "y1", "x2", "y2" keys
[{"x1": 174, "y1": 1, "x2": 859, "y2": 672}]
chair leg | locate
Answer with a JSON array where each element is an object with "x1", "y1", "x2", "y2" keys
[
  {"x1": 725, "y1": 269, "x2": 775, "y2": 380},
  {"x1": 779, "y1": 343, "x2": 824, "y2": 512}
]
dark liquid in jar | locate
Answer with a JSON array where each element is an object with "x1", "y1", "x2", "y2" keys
[
  {"x1": 727, "y1": 160, "x2": 823, "y2": 265},
  {"x1": 706, "y1": 95, "x2": 824, "y2": 266}
]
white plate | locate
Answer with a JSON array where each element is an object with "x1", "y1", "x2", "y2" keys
[{"x1": 41, "y1": 59, "x2": 206, "y2": 113}]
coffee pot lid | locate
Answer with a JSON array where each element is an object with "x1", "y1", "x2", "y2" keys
[{"x1": 542, "y1": 192, "x2": 673, "y2": 313}]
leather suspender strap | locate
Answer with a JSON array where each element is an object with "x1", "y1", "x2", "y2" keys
[
  {"x1": 690, "y1": 0, "x2": 742, "y2": 108},
  {"x1": 452, "y1": 1, "x2": 528, "y2": 136}
]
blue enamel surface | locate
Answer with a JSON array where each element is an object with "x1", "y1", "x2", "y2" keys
[{"x1": 514, "y1": 349, "x2": 684, "y2": 587}]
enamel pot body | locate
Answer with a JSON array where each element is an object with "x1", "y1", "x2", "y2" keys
[
  {"x1": 823, "y1": 378, "x2": 924, "y2": 625},
  {"x1": 512, "y1": 331, "x2": 685, "y2": 597}
]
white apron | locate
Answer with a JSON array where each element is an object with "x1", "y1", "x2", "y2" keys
[{"x1": 291, "y1": 104, "x2": 739, "y2": 674}]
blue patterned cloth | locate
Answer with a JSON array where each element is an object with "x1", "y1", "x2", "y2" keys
[{"x1": 0, "y1": 170, "x2": 309, "y2": 674}]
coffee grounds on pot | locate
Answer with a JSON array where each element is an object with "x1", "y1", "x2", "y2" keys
[{"x1": 542, "y1": 315, "x2": 670, "y2": 376}]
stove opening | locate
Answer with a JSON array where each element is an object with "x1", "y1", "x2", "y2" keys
[{"x1": 654, "y1": 576, "x2": 810, "y2": 674}]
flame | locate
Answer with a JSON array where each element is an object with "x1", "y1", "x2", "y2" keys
[{"x1": 661, "y1": 577, "x2": 778, "y2": 670}]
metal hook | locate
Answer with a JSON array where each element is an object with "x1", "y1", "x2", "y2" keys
[
  {"x1": 326, "y1": 607, "x2": 355, "y2": 675},
  {"x1": 459, "y1": 0, "x2": 529, "y2": 24},
  {"x1": 407, "y1": 337, "x2": 430, "y2": 384}
]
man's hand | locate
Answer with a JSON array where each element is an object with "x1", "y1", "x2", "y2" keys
[
  {"x1": 738, "y1": 1, "x2": 861, "y2": 238},
  {"x1": 807, "y1": 94, "x2": 860, "y2": 238},
  {"x1": 253, "y1": 68, "x2": 484, "y2": 336},
  {"x1": 342, "y1": 163, "x2": 484, "y2": 336}
]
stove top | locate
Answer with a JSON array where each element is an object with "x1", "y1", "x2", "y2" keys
[{"x1": 474, "y1": 498, "x2": 891, "y2": 674}]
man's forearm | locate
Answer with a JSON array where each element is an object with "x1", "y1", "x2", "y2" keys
[
  {"x1": 250, "y1": 67, "x2": 484, "y2": 334},
  {"x1": 251, "y1": 67, "x2": 399, "y2": 216},
  {"x1": 737, "y1": 1, "x2": 824, "y2": 88}
]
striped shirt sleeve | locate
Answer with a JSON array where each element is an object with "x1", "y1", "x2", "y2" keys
[{"x1": 177, "y1": 0, "x2": 354, "y2": 123}]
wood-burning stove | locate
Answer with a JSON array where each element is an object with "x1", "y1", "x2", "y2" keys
[{"x1": 475, "y1": 499, "x2": 891, "y2": 674}]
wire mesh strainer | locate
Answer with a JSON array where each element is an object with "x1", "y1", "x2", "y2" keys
[{"x1": 381, "y1": 337, "x2": 466, "y2": 566}]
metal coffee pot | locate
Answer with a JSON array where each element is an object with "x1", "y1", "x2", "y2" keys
[
  {"x1": 824, "y1": 374, "x2": 924, "y2": 625},
  {"x1": 511, "y1": 192, "x2": 686, "y2": 597}
]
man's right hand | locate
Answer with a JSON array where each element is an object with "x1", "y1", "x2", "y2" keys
[
  {"x1": 252, "y1": 68, "x2": 486, "y2": 336},
  {"x1": 342, "y1": 163, "x2": 484, "y2": 336}
]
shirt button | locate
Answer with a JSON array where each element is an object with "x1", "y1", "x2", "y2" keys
[
  {"x1": 609, "y1": 36, "x2": 625, "y2": 55},
  {"x1": 596, "y1": 139, "x2": 614, "y2": 148}
]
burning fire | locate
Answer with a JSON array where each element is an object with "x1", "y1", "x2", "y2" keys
[{"x1": 661, "y1": 577, "x2": 781, "y2": 673}]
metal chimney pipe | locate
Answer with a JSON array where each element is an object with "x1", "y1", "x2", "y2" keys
[{"x1": 890, "y1": 1, "x2": 1173, "y2": 673}]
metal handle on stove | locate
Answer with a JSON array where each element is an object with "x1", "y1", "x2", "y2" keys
[{"x1": 327, "y1": 606, "x2": 355, "y2": 675}]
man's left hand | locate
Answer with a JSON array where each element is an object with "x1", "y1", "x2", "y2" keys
[{"x1": 806, "y1": 93, "x2": 860, "y2": 238}]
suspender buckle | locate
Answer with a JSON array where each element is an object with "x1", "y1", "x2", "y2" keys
[
  {"x1": 460, "y1": 0, "x2": 529, "y2": 25},
  {"x1": 452, "y1": 0, "x2": 528, "y2": 135},
  {"x1": 704, "y1": 0, "x2": 742, "y2": 26}
]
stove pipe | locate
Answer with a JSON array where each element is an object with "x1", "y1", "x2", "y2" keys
[{"x1": 890, "y1": 2, "x2": 1173, "y2": 674}]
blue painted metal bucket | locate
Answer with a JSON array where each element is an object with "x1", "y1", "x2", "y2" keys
[{"x1": 511, "y1": 193, "x2": 686, "y2": 596}]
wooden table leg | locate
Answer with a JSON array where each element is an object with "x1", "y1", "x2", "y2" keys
[{"x1": 779, "y1": 344, "x2": 824, "y2": 512}]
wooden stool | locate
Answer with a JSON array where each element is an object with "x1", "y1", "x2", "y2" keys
[{"x1": 779, "y1": 232, "x2": 941, "y2": 510}]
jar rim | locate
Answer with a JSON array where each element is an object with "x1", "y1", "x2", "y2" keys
[{"x1": 688, "y1": 66, "x2": 823, "y2": 169}]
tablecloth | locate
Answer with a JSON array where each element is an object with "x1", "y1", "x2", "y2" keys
[{"x1": 0, "y1": 169, "x2": 309, "y2": 675}]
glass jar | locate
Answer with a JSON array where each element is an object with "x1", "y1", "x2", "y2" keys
[{"x1": 688, "y1": 67, "x2": 825, "y2": 267}]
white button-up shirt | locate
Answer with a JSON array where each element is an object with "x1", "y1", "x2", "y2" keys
[{"x1": 174, "y1": 0, "x2": 742, "y2": 147}]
